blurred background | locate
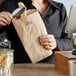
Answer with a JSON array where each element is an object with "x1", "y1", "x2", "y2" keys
[
  {"x1": 54, "y1": 0, "x2": 76, "y2": 15},
  {"x1": 0, "y1": 0, "x2": 4, "y2": 5}
]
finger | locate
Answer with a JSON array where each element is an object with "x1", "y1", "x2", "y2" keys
[
  {"x1": 1, "y1": 12, "x2": 12, "y2": 19},
  {"x1": 0, "y1": 21, "x2": 7, "y2": 26},
  {"x1": 5, "y1": 12, "x2": 12, "y2": 23},
  {"x1": 44, "y1": 45, "x2": 52, "y2": 50},
  {"x1": 40, "y1": 38, "x2": 53, "y2": 44},
  {"x1": 40, "y1": 41, "x2": 51, "y2": 46},
  {"x1": 41, "y1": 40, "x2": 57, "y2": 49},
  {"x1": 0, "y1": 16, "x2": 9, "y2": 25},
  {"x1": 49, "y1": 42, "x2": 57, "y2": 50},
  {"x1": 6, "y1": 12, "x2": 12, "y2": 19},
  {"x1": 40, "y1": 41, "x2": 56, "y2": 48},
  {"x1": 39, "y1": 37, "x2": 55, "y2": 45},
  {"x1": 44, "y1": 44, "x2": 56, "y2": 50},
  {"x1": 40, "y1": 35, "x2": 54, "y2": 39},
  {"x1": 39, "y1": 35, "x2": 54, "y2": 42}
]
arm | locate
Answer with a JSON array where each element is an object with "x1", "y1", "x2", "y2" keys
[
  {"x1": 39, "y1": 3, "x2": 73, "y2": 51},
  {"x1": 56, "y1": 34, "x2": 73, "y2": 51},
  {"x1": 56, "y1": 4, "x2": 73, "y2": 51},
  {"x1": 0, "y1": 11, "x2": 12, "y2": 33},
  {"x1": 0, "y1": 0, "x2": 17, "y2": 33}
]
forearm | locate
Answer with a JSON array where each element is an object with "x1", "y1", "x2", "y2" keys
[{"x1": 56, "y1": 38, "x2": 73, "y2": 51}]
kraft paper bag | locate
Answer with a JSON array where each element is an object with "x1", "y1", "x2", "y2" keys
[{"x1": 12, "y1": 9, "x2": 52, "y2": 63}]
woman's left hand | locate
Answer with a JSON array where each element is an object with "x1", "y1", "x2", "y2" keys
[{"x1": 39, "y1": 34, "x2": 57, "y2": 50}]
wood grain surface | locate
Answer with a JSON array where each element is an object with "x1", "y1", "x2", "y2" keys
[{"x1": 12, "y1": 63, "x2": 68, "y2": 76}]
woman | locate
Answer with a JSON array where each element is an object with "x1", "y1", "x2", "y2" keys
[{"x1": 0, "y1": 0, "x2": 72, "y2": 63}]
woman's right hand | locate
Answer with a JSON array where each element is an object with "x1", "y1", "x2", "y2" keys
[{"x1": 0, "y1": 11, "x2": 12, "y2": 26}]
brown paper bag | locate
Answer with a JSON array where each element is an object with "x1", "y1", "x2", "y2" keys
[{"x1": 12, "y1": 9, "x2": 52, "y2": 63}]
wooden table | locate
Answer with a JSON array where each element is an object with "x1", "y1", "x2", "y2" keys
[
  {"x1": 12, "y1": 64, "x2": 68, "y2": 76},
  {"x1": 55, "y1": 51, "x2": 76, "y2": 74}
]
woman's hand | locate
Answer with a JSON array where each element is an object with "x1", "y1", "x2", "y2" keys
[
  {"x1": 0, "y1": 11, "x2": 12, "y2": 26},
  {"x1": 39, "y1": 34, "x2": 57, "y2": 50}
]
